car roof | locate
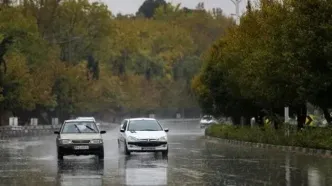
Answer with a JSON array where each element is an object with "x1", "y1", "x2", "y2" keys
[
  {"x1": 76, "y1": 117, "x2": 95, "y2": 120},
  {"x1": 64, "y1": 119, "x2": 96, "y2": 123},
  {"x1": 127, "y1": 118, "x2": 156, "y2": 121}
]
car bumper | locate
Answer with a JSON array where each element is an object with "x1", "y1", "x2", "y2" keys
[
  {"x1": 58, "y1": 144, "x2": 104, "y2": 155},
  {"x1": 200, "y1": 122, "x2": 213, "y2": 127},
  {"x1": 127, "y1": 141, "x2": 168, "y2": 152}
]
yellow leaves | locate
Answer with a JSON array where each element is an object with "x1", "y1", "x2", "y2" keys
[
  {"x1": 3, "y1": 52, "x2": 35, "y2": 110},
  {"x1": 120, "y1": 75, "x2": 161, "y2": 109}
]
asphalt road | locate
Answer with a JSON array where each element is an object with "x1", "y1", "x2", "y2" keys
[{"x1": 0, "y1": 121, "x2": 332, "y2": 186}]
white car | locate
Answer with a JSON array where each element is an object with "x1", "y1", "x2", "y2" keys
[
  {"x1": 200, "y1": 115, "x2": 218, "y2": 128},
  {"x1": 76, "y1": 117, "x2": 100, "y2": 128},
  {"x1": 118, "y1": 118, "x2": 169, "y2": 156},
  {"x1": 76, "y1": 117, "x2": 96, "y2": 122}
]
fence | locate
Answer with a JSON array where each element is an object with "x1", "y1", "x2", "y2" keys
[
  {"x1": 0, "y1": 119, "x2": 200, "y2": 138},
  {"x1": 0, "y1": 123, "x2": 116, "y2": 138},
  {"x1": 158, "y1": 118, "x2": 200, "y2": 124}
]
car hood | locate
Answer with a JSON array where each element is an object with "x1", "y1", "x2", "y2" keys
[
  {"x1": 201, "y1": 119, "x2": 216, "y2": 123},
  {"x1": 60, "y1": 133, "x2": 102, "y2": 140},
  {"x1": 125, "y1": 131, "x2": 166, "y2": 139}
]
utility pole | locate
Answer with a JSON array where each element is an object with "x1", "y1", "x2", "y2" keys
[
  {"x1": 230, "y1": 0, "x2": 242, "y2": 25},
  {"x1": 231, "y1": 0, "x2": 249, "y2": 25}
]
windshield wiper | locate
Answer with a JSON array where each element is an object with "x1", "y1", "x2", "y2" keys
[
  {"x1": 74, "y1": 124, "x2": 81, "y2": 133},
  {"x1": 85, "y1": 125, "x2": 97, "y2": 132}
]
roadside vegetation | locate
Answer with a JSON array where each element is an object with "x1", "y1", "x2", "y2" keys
[
  {"x1": 206, "y1": 124, "x2": 332, "y2": 150},
  {"x1": 0, "y1": 0, "x2": 233, "y2": 124},
  {"x1": 192, "y1": 0, "x2": 332, "y2": 129}
]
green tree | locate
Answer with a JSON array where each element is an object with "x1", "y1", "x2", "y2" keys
[{"x1": 137, "y1": 0, "x2": 166, "y2": 18}]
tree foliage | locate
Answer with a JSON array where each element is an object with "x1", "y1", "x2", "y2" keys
[
  {"x1": 193, "y1": 0, "x2": 332, "y2": 127},
  {"x1": 0, "y1": 0, "x2": 233, "y2": 124}
]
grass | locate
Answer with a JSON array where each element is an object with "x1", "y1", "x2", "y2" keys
[{"x1": 205, "y1": 124, "x2": 332, "y2": 150}]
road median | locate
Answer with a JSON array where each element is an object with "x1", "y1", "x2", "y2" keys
[{"x1": 205, "y1": 124, "x2": 332, "y2": 157}]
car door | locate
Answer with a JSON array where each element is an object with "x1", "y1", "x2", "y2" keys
[{"x1": 119, "y1": 120, "x2": 128, "y2": 143}]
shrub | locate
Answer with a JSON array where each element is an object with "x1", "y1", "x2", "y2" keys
[{"x1": 205, "y1": 124, "x2": 332, "y2": 150}]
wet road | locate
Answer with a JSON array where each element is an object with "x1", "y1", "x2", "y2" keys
[{"x1": 0, "y1": 121, "x2": 332, "y2": 186}]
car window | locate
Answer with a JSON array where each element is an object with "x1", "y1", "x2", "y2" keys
[
  {"x1": 77, "y1": 117, "x2": 95, "y2": 121},
  {"x1": 122, "y1": 120, "x2": 128, "y2": 130},
  {"x1": 127, "y1": 120, "x2": 163, "y2": 131},
  {"x1": 202, "y1": 116, "x2": 212, "y2": 120},
  {"x1": 61, "y1": 121, "x2": 99, "y2": 133}
]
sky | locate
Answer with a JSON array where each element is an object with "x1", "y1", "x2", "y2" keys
[{"x1": 101, "y1": 0, "x2": 248, "y2": 17}]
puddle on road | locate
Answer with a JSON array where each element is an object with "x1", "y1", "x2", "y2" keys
[
  {"x1": 61, "y1": 175, "x2": 102, "y2": 179},
  {"x1": 30, "y1": 155, "x2": 55, "y2": 161},
  {"x1": 1, "y1": 141, "x2": 44, "y2": 150},
  {"x1": 0, "y1": 168, "x2": 41, "y2": 173},
  {"x1": 64, "y1": 155, "x2": 95, "y2": 160},
  {"x1": 168, "y1": 142, "x2": 182, "y2": 145},
  {"x1": 238, "y1": 159, "x2": 260, "y2": 163},
  {"x1": 172, "y1": 167, "x2": 205, "y2": 179},
  {"x1": 43, "y1": 176, "x2": 56, "y2": 182},
  {"x1": 211, "y1": 154, "x2": 225, "y2": 158}
]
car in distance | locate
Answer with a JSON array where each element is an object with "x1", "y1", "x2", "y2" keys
[
  {"x1": 54, "y1": 119, "x2": 106, "y2": 160},
  {"x1": 76, "y1": 117, "x2": 96, "y2": 122},
  {"x1": 200, "y1": 115, "x2": 218, "y2": 128},
  {"x1": 76, "y1": 116, "x2": 100, "y2": 129},
  {"x1": 118, "y1": 118, "x2": 169, "y2": 156}
]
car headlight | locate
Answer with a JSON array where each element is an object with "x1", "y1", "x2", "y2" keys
[
  {"x1": 90, "y1": 139, "x2": 103, "y2": 144},
  {"x1": 61, "y1": 139, "x2": 72, "y2": 144},
  {"x1": 158, "y1": 136, "x2": 167, "y2": 141},
  {"x1": 127, "y1": 136, "x2": 138, "y2": 142}
]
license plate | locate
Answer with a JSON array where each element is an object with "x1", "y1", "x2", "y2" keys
[
  {"x1": 74, "y1": 146, "x2": 89, "y2": 150},
  {"x1": 142, "y1": 147, "x2": 155, "y2": 150}
]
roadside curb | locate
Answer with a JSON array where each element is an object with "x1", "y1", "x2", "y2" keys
[{"x1": 205, "y1": 136, "x2": 332, "y2": 158}]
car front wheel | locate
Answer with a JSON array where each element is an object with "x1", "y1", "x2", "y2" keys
[
  {"x1": 162, "y1": 149, "x2": 168, "y2": 157},
  {"x1": 98, "y1": 148, "x2": 104, "y2": 160},
  {"x1": 57, "y1": 149, "x2": 63, "y2": 160},
  {"x1": 124, "y1": 142, "x2": 131, "y2": 155}
]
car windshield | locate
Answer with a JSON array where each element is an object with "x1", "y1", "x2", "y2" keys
[
  {"x1": 202, "y1": 116, "x2": 212, "y2": 120},
  {"x1": 77, "y1": 117, "x2": 95, "y2": 121},
  {"x1": 127, "y1": 120, "x2": 163, "y2": 131},
  {"x1": 61, "y1": 121, "x2": 98, "y2": 133}
]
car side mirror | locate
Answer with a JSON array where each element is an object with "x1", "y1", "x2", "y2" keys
[
  {"x1": 120, "y1": 128, "x2": 125, "y2": 132},
  {"x1": 100, "y1": 131, "x2": 106, "y2": 134},
  {"x1": 164, "y1": 128, "x2": 169, "y2": 132},
  {"x1": 54, "y1": 131, "x2": 59, "y2": 134}
]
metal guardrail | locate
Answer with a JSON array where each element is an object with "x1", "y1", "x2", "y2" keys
[
  {"x1": 0, "y1": 125, "x2": 60, "y2": 131},
  {"x1": 158, "y1": 118, "x2": 200, "y2": 122},
  {"x1": 0, "y1": 125, "x2": 60, "y2": 138},
  {"x1": 0, "y1": 123, "x2": 116, "y2": 138},
  {"x1": 0, "y1": 119, "x2": 199, "y2": 138}
]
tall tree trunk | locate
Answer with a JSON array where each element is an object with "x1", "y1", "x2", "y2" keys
[
  {"x1": 296, "y1": 103, "x2": 307, "y2": 130},
  {"x1": 232, "y1": 115, "x2": 241, "y2": 125},
  {"x1": 256, "y1": 112, "x2": 265, "y2": 127}
]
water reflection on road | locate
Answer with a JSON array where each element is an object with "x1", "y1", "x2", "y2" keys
[
  {"x1": 0, "y1": 121, "x2": 331, "y2": 186},
  {"x1": 57, "y1": 157, "x2": 104, "y2": 186},
  {"x1": 121, "y1": 154, "x2": 168, "y2": 186}
]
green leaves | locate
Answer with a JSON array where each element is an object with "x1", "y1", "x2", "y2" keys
[
  {"x1": 0, "y1": 0, "x2": 234, "y2": 122},
  {"x1": 193, "y1": 0, "x2": 332, "y2": 126}
]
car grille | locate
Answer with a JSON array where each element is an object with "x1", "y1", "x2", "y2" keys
[
  {"x1": 140, "y1": 139, "x2": 157, "y2": 141},
  {"x1": 128, "y1": 141, "x2": 167, "y2": 147},
  {"x1": 72, "y1": 140, "x2": 90, "y2": 144}
]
